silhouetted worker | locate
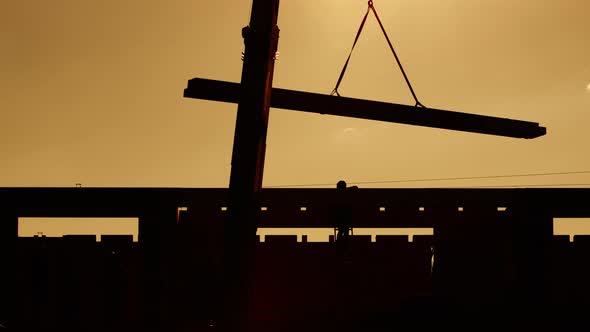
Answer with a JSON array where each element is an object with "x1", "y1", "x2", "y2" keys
[{"x1": 333, "y1": 180, "x2": 357, "y2": 256}]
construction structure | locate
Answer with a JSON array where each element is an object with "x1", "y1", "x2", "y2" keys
[
  {"x1": 181, "y1": 0, "x2": 548, "y2": 330},
  {"x1": 1, "y1": 187, "x2": 590, "y2": 331},
  {"x1": 2, "y1": 0, "x2": 581, "y2": 331}
]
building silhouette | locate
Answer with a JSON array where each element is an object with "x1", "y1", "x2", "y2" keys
[{"x1": 1, "y1": 187, "x2": 590, "y2": 331}]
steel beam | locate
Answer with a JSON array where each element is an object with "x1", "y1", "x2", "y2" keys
[{"x1": 184, "y1": 77, "x2": 546, "y2": 139}]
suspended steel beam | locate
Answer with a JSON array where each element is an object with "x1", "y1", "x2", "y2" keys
[{"x1": 184, "y1": 77, "x2": 546, "y2": 139}]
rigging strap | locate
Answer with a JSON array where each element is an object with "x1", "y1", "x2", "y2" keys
[
  {"x1": 330, "y1": 5, "x2": 371, "y2": 97},
  {"x1": 331, "y1": 0, "x2": 425, "y2": 108}
]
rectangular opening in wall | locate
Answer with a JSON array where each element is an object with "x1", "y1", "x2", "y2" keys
[
  {"x1": 256, "y1": 228, "x2": 434, "y2": 242},
  {"x1": 553, "y1": 218, "x2": 590, "y2": 242},
  {"x1": 18, "y1": 217, "x2": 139, "y2": 242}
]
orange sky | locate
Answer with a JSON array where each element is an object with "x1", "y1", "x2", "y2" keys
[{"x1": 2, "y1": 0, "x2": 590, "y2": 188}]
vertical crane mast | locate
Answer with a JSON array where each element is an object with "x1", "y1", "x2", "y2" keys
[{"x1": 221, "y1": 0, "x2": 280, "y2": 331}]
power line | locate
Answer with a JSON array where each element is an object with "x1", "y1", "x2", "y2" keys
[
  {"x1": 437, "y1": 183, "x2": 590, "y2": 188},
  {"x1": 264, "y1": 170, "x2": 590, "y2": 188}
]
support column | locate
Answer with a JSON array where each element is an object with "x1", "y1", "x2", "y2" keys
[
  {"x1": 222, "y1": 0, "x2": 280, "y2": 330},
  {"x1": 138, "y1": 205, "x2": 177, "y2": 331},
  {"x1": 510, "y1": 199, "x2": 553, "y2": 326},
  {"x1": 0, "y1": 212, "x2": 18, "y2": 329}
]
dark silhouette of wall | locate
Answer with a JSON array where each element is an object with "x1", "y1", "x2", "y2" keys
[{"x1": 2, "y1": 187, "x2": 590, "y2": 330}]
